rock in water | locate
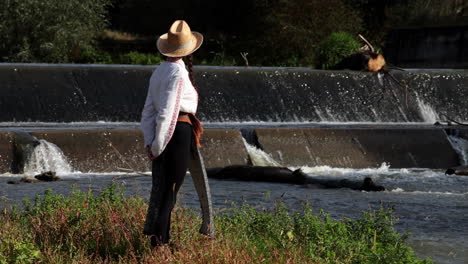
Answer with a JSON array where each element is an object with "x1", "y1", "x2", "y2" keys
[
  {"x1": 21, "y1": 176, "x2": 39, "y2": 183},
  {"x1": 35, "y1": 171, "x2": 60, "y2": 181},
  {"x1": 445, "y1": 166, "x2": 468, "y2": 176},
  {"x1": 304, "y1": 176, "x2": 384, "y2": 191},
  {"x1": 360, "y1": 177, "x2": 385, "y2": 191},
  {"x1": 12, "y1": 131, "x2": 40, "y2": 173},
  {"x1": 207, "y1": 165, "x2": 307, "y2": 184},
  {"x1": 7, "y1": 176, "x2": 39, "y2": 184},
  {"x1": 207, "y1": 165, "x2": 385, "y2": 191}
]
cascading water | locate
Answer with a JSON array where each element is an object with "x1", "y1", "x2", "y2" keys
[
  {"x1": 242, "y1": 138, "x2": 281, "y2": 167},
  {"x1": 23, "y1": 139, "x2": 72, "y2": 176},
  {"x1": 447, "y1": 135, "x2": 468, "y2": 166},
  {"x1": 416, "y1": 95, "x2": 439, "y2": 123}
]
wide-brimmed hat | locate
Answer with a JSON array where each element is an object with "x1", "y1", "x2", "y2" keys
[{"x1": 157, "y1": 20, "x2": 203, "y2": 57}]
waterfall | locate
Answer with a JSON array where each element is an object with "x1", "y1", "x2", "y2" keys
[
  {"x1": 447, "y1": 136, "x2": 468, "y2": 166},
  {"x1": 241, "y1": 138, "x2": 281, "y2": 167},
  {"x1": 416, "y1": 96, "x2": 439, "y2": 123},
  {"x1": 23, "y1": 140, "x2": 72, "y2": 175}
]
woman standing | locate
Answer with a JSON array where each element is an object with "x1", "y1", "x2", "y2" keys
[{"x1": 140, "y1": 20, "x2": 204, "y2": 247}]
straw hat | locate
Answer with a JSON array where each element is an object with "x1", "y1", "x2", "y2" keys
[{"x1": 157, "y1": 20, "x2": 203, "y2": 57}]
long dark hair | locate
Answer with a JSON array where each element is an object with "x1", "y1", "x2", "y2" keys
[
  {"x1": 165, "y1": 55, "x2": 198, "y2": 95},
  {"x1": 184, "y1": 54, "x2": 197, "y2": 93}
]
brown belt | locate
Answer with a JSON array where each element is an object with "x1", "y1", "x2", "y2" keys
[
  {"x1": 177, "y1": 112, "x2": 203, "y2": 147},
  {"x1": 177, "y1": 113, "x2": 192, "y2": 125}
]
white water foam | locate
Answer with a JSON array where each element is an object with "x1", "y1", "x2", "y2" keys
[
  {"x1": 416, "y1": 96, "x2": 439, "y2": 123},
  {"x1": 390, "y1": 188, "x2": 468, "y2": 197},
  {"x1": 298, "y1": 162, "x2": 393, "y2": 177},
  {"x1": 23, "y1": 140, "x2": 72, "y2": 176},
  {"x1": 447, "y1": 135, "x2": 468, "y2": 165},
  {"x1": 242, "y1": 138, "x2": 281, "y2": 167}
]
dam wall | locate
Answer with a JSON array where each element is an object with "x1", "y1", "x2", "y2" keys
[
  {"x1": 0, "y1": 64, "x2": 467, "y2": 123},
  {"x1": 1, "y1": 64, "x2": 468, "y2": 173},
  {"x1": 1, "y1": 127, "x2": 466, "y2": 173}
]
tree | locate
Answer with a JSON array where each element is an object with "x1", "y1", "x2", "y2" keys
[{"x1": 0, "y1": 0, "x2": 111, "y2": 62}]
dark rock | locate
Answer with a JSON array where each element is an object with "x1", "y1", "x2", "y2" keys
[
  {"x1": 12, "y1": 131, "x2": 40, "y2": 174},
  {"x1": 7, "y1": 180, "x2": 19, "y2": 184},
  {"x1": 445, "y1": 165, "x2": 468, "y2": 176},
  {"x1": 207, "y1": 165, "x2": 385, "y2": 191},
  {"x1": 207, "y1": 165, "x2": 307, "y2": 184},
  {"x1": 34, "y1": 171, "x2": 60, "y2": 181},
  {"x1": 7, "y1": 176, "x2": 39, "y2": 184},
  {"x1": 304, "y1": 176, "x2": 385, "y2": 191},
  {"x1": 360, "y1": 177, "x2": 385, "y2": 191},
  {"x1": 21, "y1": 176, "x2": 39, "y2": 183}
]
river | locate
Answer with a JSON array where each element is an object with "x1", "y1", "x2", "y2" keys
[{"x1": 2, "y1": 144, "x2": 467, "y2": 264}]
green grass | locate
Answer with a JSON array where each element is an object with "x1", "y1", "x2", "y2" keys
[{"x1": 0, "y1": 184, "x2": 432, "y2": 263}]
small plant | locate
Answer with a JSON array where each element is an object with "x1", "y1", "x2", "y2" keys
[
  {"x1": 316, "y1": 32, "x2": 361, "y2": 70},
  {"x1": 0, "y1": 237, "x2": 40, "y2": 264}
]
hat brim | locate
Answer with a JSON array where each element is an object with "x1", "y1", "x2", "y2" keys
[{"x1": 157, "y1": 32, "x2": 203, "y2": 57}]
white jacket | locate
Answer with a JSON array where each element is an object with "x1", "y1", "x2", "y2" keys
[{"x1": 140, "y1": 60, "x2": 198, "y2": 157}]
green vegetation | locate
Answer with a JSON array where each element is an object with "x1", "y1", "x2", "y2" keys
[
  {"x1": 75, "y1": 47, "x2": 163, "y2": 65},
  {"x1": 0, "y1": 185, "x2": 431, "y2": 263},
  {"x1": 1, "y1": 0, "x2": 466, "y2": 66},
  {"x1": 118, "y1": 52, "x2": 163, "y2": 65},
  {"x1": 316, "y1": 32, "x2": 361, "y2": 70},
  {"x1": 0, "y1": 0, "x2": 111, "y2": 63}
]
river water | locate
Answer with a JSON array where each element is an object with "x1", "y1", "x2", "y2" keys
[{"x1": 2, "y1": 145, "x2": 467, "y2": 264}]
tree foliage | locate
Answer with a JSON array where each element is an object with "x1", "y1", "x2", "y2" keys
[
  {"x1": 0, "y1": 0, "x2": 111, "y2": 63},
  {"x1": 2, "y1": 0, "x2": 464, "y2": 65},
  {"x1": 107, "y1": 0, "x2": 364, "y2": 67},
  {"x1": 252, "y1": 0, "x2": 363, "y2": 66}
]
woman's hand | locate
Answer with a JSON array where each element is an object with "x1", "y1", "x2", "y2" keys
[{"x1": 146, "y1": 145, "x2": 156, "y2": 160}]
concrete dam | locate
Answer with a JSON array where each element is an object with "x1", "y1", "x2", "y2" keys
[{"x1": 1, "y1": 64, "x2": 468, "y2": 173}]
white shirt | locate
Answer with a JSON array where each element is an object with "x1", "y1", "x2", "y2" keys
[{"x1": 140, "y1": 59, "x2": 198, "y2": 157}]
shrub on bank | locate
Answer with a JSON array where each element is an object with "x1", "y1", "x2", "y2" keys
[
  {"x1": 76, "y1": 45, "x2": 114, "y2": 64},
  {"x1": 0, "y1": 184, "x2": 431, "y2": 263},
  {"x1": 316, "y1": 32, "x2": 361, "y2": 70},
  {"x1": 118, "y1": 51, "x2": 163, "y2": 65},
  {"x1": 75, "y1": 48, "x2": 162, "y2": 65}
]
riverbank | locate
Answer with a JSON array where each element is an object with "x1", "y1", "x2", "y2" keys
[{"x1": 1, "y1": 184, "x2": 431, "y2": 264}]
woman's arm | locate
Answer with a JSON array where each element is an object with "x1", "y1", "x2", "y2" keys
[
  {"x1": 151, "y1": 69, "x2": 184, "y2": 157},
  {"x1": 141, "y1": 86, "x2": 157, "y2": 150}
]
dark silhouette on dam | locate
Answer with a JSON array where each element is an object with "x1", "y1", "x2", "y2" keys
[{"x1": 0, "y1": 64, "x2": 467, "y2": 123}]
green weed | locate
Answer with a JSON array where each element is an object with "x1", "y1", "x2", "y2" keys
[{"x1": 0, "y1": 184, "x2": 432, "y2": 263}]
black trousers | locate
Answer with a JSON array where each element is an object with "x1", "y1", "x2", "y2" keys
[{"x1": 143, "y1": 122, "x2": 192, "y2": 243}]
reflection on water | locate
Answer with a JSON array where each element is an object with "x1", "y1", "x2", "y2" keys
[{"x1": 1, "y1": 167, "x2": 467, "y2": 264}]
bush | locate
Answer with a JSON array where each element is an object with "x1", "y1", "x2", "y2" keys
[
  {"x1": 249, "y1": 0, "x2": 363, "y2": 66},
  {"x1": 76, "y1": 45, "x2": 113, "y2": 64},
  {"x1": 0, "y1": 0, "x2": 111, "y2": 63},
  {"x1": 118, "y1": 51, "x2": 163, "y2": 65},
  {"x1": 316, "y1": 32, "x2": 361, "y2": 69}
]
